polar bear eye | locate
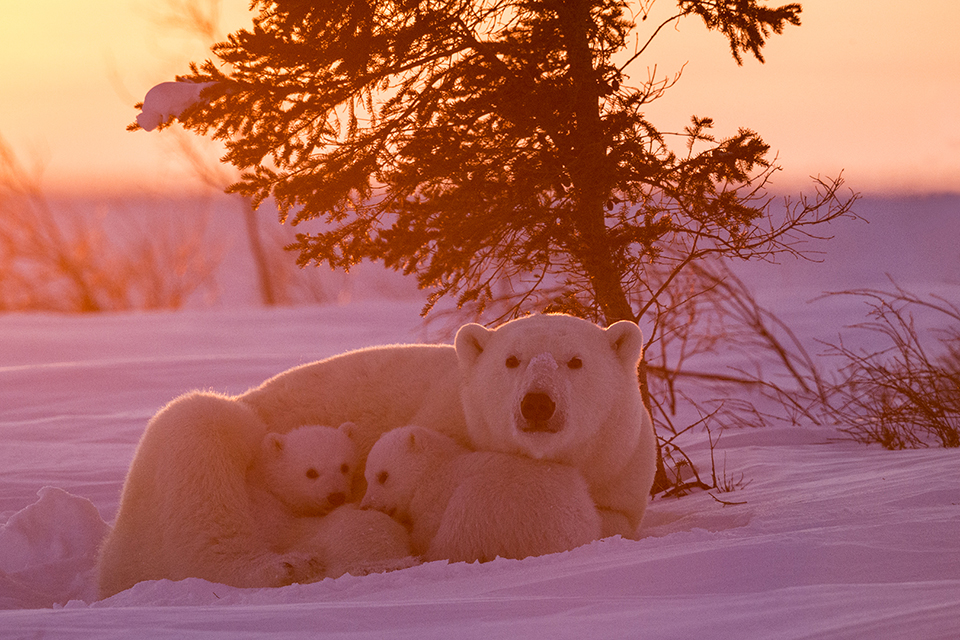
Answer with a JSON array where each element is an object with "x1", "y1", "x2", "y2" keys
[
  {"x1": 567, "y1": 357, "x2": 583, "y2": 370},
  {"x1": 505, "y1": 355, "x2": 520, "y2": 369},
  {"x1": 305, "y1": 468, "x2": 319, "y2": 480},
  {"x1": 376, "y1": 470, "x2": 389, "y2": 485},
  {"x1": 340, "y1": 463, "x2": 350, "y2": 475}
]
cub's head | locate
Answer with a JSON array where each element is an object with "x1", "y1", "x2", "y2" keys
[
  {"x1": 455, "y1": 314, "x2": 643, "y2": 462},
  {"x1": 360, "y1": 425, "x2": 463, "y2": 523},
  {"x1": 260, "y1": 422, "x2": 359, "y2": 517}
]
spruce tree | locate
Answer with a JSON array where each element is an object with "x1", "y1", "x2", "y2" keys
[
  {"x1": 165, "y1": 0, "x2": 853, "y2": 327},
  {"x1": 157, "y1": 0, "x2": 859, "y2": 494}
]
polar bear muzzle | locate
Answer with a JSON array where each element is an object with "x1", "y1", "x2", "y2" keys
[
  {"x1": 515, "y1": 352, "x2": 566, "y2": 434},
  {"x1": 519, "y1": 392, "x2": 561, "y2": 432}
]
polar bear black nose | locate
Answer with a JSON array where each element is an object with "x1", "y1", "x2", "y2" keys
[
  {"x1": 327, "y1": 492, "x2": 346, "y2": 506},
  {"x1": 521, "y1": 392, "x2": 556, "y2": 423}
]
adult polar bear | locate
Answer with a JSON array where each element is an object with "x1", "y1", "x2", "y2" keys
[
  {"x1": 455, "y1": 315, "x2": 656, "y2": 538},
  {"x1": 97, "y1": 314, "x2": 655, "y2": 597}
]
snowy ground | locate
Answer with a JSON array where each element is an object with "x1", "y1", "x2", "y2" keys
[{"x1": 0, "y1": 196, "x2": 958, "y2": 638}]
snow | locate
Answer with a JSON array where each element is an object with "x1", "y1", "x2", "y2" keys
[
  {"x1": 136, "y1": 81, "x2": 219, "y2": 131},
  {"x1": 1, "y1": 197, "x2": 959, "y2": 638}
]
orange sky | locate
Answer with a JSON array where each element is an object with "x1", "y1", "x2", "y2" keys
[{"x1": 1, "y1": 0, "x2": 958, "y2": 196}]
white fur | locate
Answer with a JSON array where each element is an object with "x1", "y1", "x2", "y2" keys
[
  {"x1": 98, "y1": 316, "x2": 655, "y2": 595},
  {"x1": 291, "y1": 505, "x2": 416, "y2": 579},
  {"x1": 97, "y1": 393, "x2": 325, "y2": 597},
  {"x1": 455, "y1": 314, "x2": 657, "y2": 538},
  {"x1": 98, "y1": 345, "x2": 465, "y2": 598},
  {"x1": 362, "y1": 426, "x2": 602, "y2": 563},
  {"x1": 239, "y1": 343, "x2": 469, "y2": 488},
  {"x1": 248, "y1": 423, "x2": 358, "y2": 520}
]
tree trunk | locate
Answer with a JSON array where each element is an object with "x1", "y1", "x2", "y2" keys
[
  {"x1": 555, "y1": 0, "x2": 633, "y2": 325},
  {"x1": 557, "y1": 0, "x2": 666, "y2": 495},
  {"x1": 241, "y1": 196, "x2": 277, "y2": 306}
]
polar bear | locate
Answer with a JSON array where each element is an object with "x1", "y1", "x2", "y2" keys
[
  {"x1": 362, "y1": 426, "x2": 602, "y2": 563},
  {"x1": 97, "y1": 393, "x2": 330, "y2": 598},
  {"x1": 98, "y1": 345, "x2": 466, "y2": 597},
  {"x1": 248, "y1": 423, "x2": 358, "y2": 521},
  {"x1": 247, "y1": 422, "x2": 358, "y2": 560},
  {"x1": 454, "y1": 314, "x2": 657, "y2": 538},
  {"x1": 360, "y1": 426, "x2": 470, "y2": 553},
  {"x1": 246, "y1": 424, "x2": 415, "y2": 579},
  {"x1": 98, "y1": 314, "x2": 654, "y2": 596},
  {"x1": 291, "y1": 504, "x2": 416, "y2": 579}
]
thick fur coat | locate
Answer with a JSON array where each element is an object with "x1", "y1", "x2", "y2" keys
[
  {"x1": 362, "y1": 426, "x2": 602, "y2": 563},
  {"x1": 97, "y1": 315, "x2": 655, "y2": 596}
]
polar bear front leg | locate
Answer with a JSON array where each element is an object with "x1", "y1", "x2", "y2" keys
[{"x1": 597, "y1": 508, "x2": 636, "y2": 539}]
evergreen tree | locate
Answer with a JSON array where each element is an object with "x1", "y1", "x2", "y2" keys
[
  {"x1": 156, "y1": 0, "x2": 861, "y2": 494},
  {"x1": 166, "y1": 0, "x2": 854, "y2": 329}
]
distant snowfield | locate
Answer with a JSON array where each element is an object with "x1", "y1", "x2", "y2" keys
[{"x1": 0, "y1": 196, "x2": 958, "y2": 638}]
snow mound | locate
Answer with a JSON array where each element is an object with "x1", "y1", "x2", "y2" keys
[{"x1": 0, "y1": 487, "x2": 110, "y2": 609}]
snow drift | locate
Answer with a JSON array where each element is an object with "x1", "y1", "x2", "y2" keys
[{"x1": 1, "y1": 197, "x2": 959, "y2": 638}]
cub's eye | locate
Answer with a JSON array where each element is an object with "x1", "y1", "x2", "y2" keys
[
  {"x1": 377, "y1": 470, "x2": 389, "y2": 485},
  {"x1": 340, "y1": 463, "x2": 350, "y2": 475},
  {"x1": 305, "y1": 468, "x2": 319, "y2": 479},
  {"x1": 567, "y1": 357, "x2": 583, "y2": 370},
  {"x1": 505, "y1": 355, "x2": 520, "y2": 368}
]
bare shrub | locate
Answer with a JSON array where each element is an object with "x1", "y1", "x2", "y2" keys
[
  {"x1": 642, "y1": 256, "x2": 827, "y2": 428},
  {"x1": 0, "y1": 136, "x2": 221, "y2": 312},
  {"x1": 823, "y1": 284, "x2": 960, "y2": 449},
  {"x1": 645, "y1": 262, "x2": 960, "y2": 451},
  {"x1": 637, "y1": 256, "x2": 830, "y2": 497}
]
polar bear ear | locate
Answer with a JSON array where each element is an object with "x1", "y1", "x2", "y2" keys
[
  {"x1": 605, "y1": 321, "x2": 644, "y2": 368},
  {"x1": 264, "y1": 432, "x2": 285, "y2": 455},
  {"x1": 455, "y1": 323, "x2": 492, "y2": 368},
  {"x1": 338, "y1": 421, "x2": 358, "y2": 441},
  {"x1": 404, "y1": 427, "x2": 432, "y2": 454}
]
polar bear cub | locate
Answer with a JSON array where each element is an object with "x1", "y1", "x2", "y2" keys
[
  {"x1": 362, "y1": 425, "x2": 601, "y2": 563},
  {"x1": 248, "y1": 422, "x2": 359, "y2": 522},
  {"x1": 295, "y1": 504, "x2": 416, "y2": 579},
  {"x1": 250, "y1": 423, "x2": 414, "y2": 578}
]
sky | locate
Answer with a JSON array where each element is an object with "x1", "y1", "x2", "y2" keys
[{"x1": 0, "y1": 0, "x2": 957, "y2": 196}]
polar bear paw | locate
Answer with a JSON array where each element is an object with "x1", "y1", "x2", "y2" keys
[
  {"x1": 280, "y1": 550, "x2": 325, "y2": 584},
  {"x1": 253, "y1": 550, "x2": 324, "y2": 586}
]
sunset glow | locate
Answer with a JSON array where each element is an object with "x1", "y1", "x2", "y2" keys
[{"x1": 0, "y1": 0, "x2": 957, "y2": 195}]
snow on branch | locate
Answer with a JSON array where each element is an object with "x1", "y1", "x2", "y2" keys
[{"x1": 136, "y1": 81, "x2": 218, "y2": 131}]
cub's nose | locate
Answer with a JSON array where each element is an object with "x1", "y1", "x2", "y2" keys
[
  {"x1": 327, "y1": 492, "x2": 346, "y2": 506},
  {"x1": 521, "y1": 392, "x2": 556, "y2": 422}
]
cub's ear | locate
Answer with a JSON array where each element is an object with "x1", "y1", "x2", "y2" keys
[
  {"x1": 455, "y1": 323, "x2": 492, "y2": 368},
  {"x1": 264, "y1": 432, "x2": 285, "y2": 455},
  {"x1": 605, "y1": 321, "x2": 644, "y2": 368},
  {"x1": 338, "y1": 421, "x2": 358, "y2": 440},
  {"x1": 404, "y1": 426, "x2": 434, "y2": 454}
]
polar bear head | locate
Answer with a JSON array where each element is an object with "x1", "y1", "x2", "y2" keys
[
  {"x1": 455, "y1": 314, "x2": 644, "y2": 464},
  {"x1": 360, "y1": 425, "x2": 465, "y2": 523},
  {"x1": 258, "y1": 422, "x2": 359, "y2": 517}
]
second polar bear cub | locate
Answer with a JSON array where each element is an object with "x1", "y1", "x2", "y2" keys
[
  {"x1": 362, "y1": 425, "x2": 601, "y2": 563},
  {"x1": 249, "y1": 422, "x2": 416, "y2": 579},
  {"x1": 248, "y1": 422, "x2": 358, "y2": 521}
]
